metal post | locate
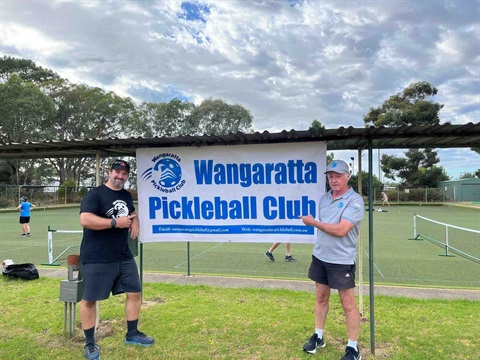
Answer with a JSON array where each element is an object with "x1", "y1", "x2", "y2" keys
[
  {"x1": 140, "y1": 242, "x2": 144, "y2": 301},
  {"x1": 357, "y1": 149, "x2": 364, "y2": 316},
  {"x1": 187, "y1": 242, "x2": 191, "y2": 276},
  {"x1": 368, "y1": 141, "x2": 375, "y2": 355}
]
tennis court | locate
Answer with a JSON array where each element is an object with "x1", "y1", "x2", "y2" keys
[{"x1": 0, "y1": 204, "x2": 478, "y2": 288}]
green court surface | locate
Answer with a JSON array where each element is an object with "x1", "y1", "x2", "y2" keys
[{"x1": 1, "y1": 205, "x2": 478, "y2": 289}]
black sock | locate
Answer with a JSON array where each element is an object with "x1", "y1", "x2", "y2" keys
[
  {"x1": 84, "y1": 326, "x2": 95, "y2": 345},
  {"x1": 127, "y1": 319, "x2": 138, "y2": 334}
]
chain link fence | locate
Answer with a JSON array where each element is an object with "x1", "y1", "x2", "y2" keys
[
  {"x1": 0, "y1": 184, "x2": 455, "y2": 210},
  {"x1": 0, "y1": 185, "x2": 96, "y2": 209},
  {"x1": 376, "y1": 187, "x2": 449, "y2": 204}
]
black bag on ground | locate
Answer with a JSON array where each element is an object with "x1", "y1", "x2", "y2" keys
[{"x1": 2, "y1": 263, "x2": 39, "y2": 280}]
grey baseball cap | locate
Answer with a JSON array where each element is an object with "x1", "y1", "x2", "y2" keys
[{"x1": 324, "y1": 160, "x2": 350, "y2": 174}]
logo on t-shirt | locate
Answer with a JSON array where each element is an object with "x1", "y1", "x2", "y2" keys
[
  {"x1": 106, "y1": 200, "x2": 129, "y2": 218},
  {"x1": 337, "y1": 201, "x2": 344, "y2": 209}
]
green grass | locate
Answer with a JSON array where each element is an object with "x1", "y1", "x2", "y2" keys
[
  {"x1": 0, "y1": 276, "x2": 478, "y2": 359},
  {"x1": 0, "y1": 205, "x2": 479, "y2": 288}
]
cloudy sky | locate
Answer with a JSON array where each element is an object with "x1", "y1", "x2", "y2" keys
[{"x1": 1, "y1": 0, "x2": 479, "y2": 180}]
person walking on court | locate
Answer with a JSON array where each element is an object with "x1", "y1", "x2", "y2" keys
[
  {"x1": 17, "y1": 196, "x2": 36, "y2": 237},
  {"x1": 381, "y1": 192, "x2": 390, "y2": 207},
  {"x1": 300, "y1": 160, "x2": 364, "y2": 360},
  {"x1": 79, "y1": 159, "x2": 154, "y2": 360},
  {"x1": 265, "y1": 242, "x2": 296, "y2": 262}
]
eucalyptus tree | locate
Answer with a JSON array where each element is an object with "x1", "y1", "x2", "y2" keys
[
  {"x1": 363, "y1": 81, "x2": 448, "y2": 186},
  {"x1": 187, "y1": 98, "x2": 254, "y2": 135},
  {"x1": 136, "y1": 98, "x2": 195, "y2": 137},
  {"x1": 0, "y1": 55, "x2": 60, "y2": 83},
  {"x1": 0, "y1": 74, "x2": 56, "y2": 184},
  {"x1": 46, "y1": 81, "x2": 138, "y2": 185}
]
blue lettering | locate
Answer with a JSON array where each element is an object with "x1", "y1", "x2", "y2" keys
[{"x1": 149, "y1": 197, "x2": 161, "y2": 219}]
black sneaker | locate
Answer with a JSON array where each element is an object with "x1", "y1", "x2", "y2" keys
[
  {"x1": 265, "y1": 251, "x2": 275, "y2": 261},
  {"x1": 84, "y1": 343, "x2": 100, "y2": 360},
  {"x1": 341, "y1": 345, "x2": 361, "y2": 360},
  {"x1": 125, "y1": 330, "x2": 154, "y2": 346},
  {"x1": 302, "y1": 333, "x2": 325, "y2": 354},
  {"x1": 20, "y1": 234, "x2": 27, "y2": 237},
  {"x1": 285, "y1": 255, "x2": 296, "y2": 262}
]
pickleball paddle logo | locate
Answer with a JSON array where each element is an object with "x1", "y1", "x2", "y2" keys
[{"x1": 141, "y1": 153, "x2": 186, "y2": 193}]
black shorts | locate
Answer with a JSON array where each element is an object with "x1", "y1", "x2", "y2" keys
[
  {"x1": 81, "y1": 258, "x2": 141, "y2": 301},
  {"x1": 19, "y1": 216, "x2": 30, "y2": 224},
  {"x1": 308, "y1": 255, "x2": 356, "y2": 290}
]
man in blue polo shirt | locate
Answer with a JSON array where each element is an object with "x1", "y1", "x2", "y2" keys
[{"x1": 300, "y1": 160, "x2": 364, "y2": 360}]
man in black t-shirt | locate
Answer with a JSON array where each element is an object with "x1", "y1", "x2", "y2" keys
[{"x1": 79, "y1": 160, "x2": 154, "y2": 360}]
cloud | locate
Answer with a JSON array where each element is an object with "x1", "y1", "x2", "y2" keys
[{"x1": 0, "y1": 0, "x2": 478, "y2": 178}]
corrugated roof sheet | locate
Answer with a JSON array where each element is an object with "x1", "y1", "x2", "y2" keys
[{"x1": 0, "y1": 123, "x2": 479, "y2": 159}]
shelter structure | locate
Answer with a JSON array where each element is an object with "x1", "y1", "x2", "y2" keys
[{"x1": 1, "y1": 122, "x2": 479, "y2": 355}]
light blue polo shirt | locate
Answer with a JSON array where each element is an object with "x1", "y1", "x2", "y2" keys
[
  {"x1": 19, "y1": 202, "x2": 33, "y2": 217},
  {"x1": 313, "y1": 187, "x2": 364, "y2": 265}
]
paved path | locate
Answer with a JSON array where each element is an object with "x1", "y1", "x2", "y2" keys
[{"x1": 39, "y1": 268, "x2": 479, "y2": 301}]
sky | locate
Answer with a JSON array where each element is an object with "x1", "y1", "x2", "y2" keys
[{"x1": 1, "y1": 0, "x2": 479, "y2": 181}]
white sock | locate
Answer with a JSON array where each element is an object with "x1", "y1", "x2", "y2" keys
[
  {"x1": 315, "y1": 329, "x2": 323, "y2": 339},
  {"x1": 347, "y1": 339, "x2": 358, "y2": 351}
]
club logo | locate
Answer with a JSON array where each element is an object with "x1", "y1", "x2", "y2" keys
[
  {"x1": 106, "y1": 200, "x2": 129, "y2": 218},
  {"x1": 141, "y1": 153, "x2": 186, "y2": 193}
]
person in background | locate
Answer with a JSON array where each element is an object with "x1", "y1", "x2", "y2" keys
[
  {"x1": 17, "y1": 196, "x2": 36, "y2": 237},
  {"x1": 381, "y1": 192, "x2": 390, "y2": 207},
  {"x1": 79, "y1": 159, "x2": 154, "y2": 360},
  {"x1": 265, "y1": 242, "x2": 296, "y2": 262},
  {"x1": 300, "y1": 160, "x2": 364, "y2": 360}
]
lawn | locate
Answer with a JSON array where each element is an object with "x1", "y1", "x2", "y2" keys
[
  {"x1": 0, "y1": 276, "x2": 478, "y2": 360},
  {"x1": 1, "y1": 204, "x2": 478, "y2": 288}
]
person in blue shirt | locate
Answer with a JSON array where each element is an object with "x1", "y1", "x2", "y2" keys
[{"x1": 17, "y1": 196, "x2": 37, "y2": 237}]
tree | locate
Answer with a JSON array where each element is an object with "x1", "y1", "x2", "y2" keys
[
  {"x1": 364, "y1": 82, "x2": 448, "y2": 186},
  {"x1": 363, "y1": 81, "x2": 444, "y2": 127},
  {"x1": 136, "y1": 98, "x2": 195, "y2": 137},
  {"x1": 46, "y1": 82, "x2": 138, "y2": 184},
  {"x1": 188, "y1": 98, "x2": 254, "y2": 135},
  {"x1": 309, "y1": 120, "x2": 334, "y2": 163},
  {"x1": 0, "y1": 74, "x2": 56, "y2": 143},
  {"x1": 381, "y1": 149, "x2": 449, "y2": 188},
  {"x1": 471, "y1": 148, "x2": 480, "y2": 178},
  {"x1": 459, "y1": 172, "x2": 476, "y2": 179},
  {"x1": 0, "y1": 56, "x2": 60, "y2": 84},
  {"x1": 349, "y1": 171, "x2": 382, "y2": 196},
  {"x1": 0, "y1": 74, "x2": 57, "y2": 185}
]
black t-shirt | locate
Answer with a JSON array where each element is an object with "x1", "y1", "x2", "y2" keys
[{"x1": 79, "y1": 184, "x2": 135, "y2": 264}]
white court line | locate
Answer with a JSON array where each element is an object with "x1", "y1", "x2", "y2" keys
[
  {"x1": 361, "y1": 247, "x2": 385, "y2": 278},
  {"x1": 174, "y1": 242, "x2": 225, "y2": 268}
]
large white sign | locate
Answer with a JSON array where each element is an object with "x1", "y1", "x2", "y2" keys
[{"x1": 137, "y1": 142, "x2": 326, "y2": 243}]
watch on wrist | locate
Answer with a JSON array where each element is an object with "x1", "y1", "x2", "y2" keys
[{"x1": 111, "y1": 218, "x2": 117, "y2": 228}]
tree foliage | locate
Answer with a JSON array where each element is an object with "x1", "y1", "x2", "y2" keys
[
  {"x1": 363, "y1": 82, "x2": 449, "y2": 187},
  {"x1": 349, "y1": 171, "x2": 382, "y2": 196},
  {"x1": 136, "y1": 98, "x2": 195, "y2": 137},
  {"x1": 381, "y1": 149, "x2": 449, "y2": 188},
  {"x1": 0, "y1": 57, "x2": 256, "y2": 187},
  {"x1": 363, "y1": 81, "x2": 443, "y2": 127},
  {"x1": 0, "y1": 55, "x2": 60, "y2": 84},
  {"x1": 188, "y1": 98, "x2": 254, "y2": 135}
]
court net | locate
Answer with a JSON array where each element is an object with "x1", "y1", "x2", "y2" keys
[
  {"x1": 413, "y1": 213, "x2": 480, "y2": 264},
  {"x1": 42, "y1": 226, "x2": 83, "y2": 266}
]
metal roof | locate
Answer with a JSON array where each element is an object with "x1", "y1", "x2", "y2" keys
[{"x1": 0, "y1": 122, "x2": 479, "y2": 160}]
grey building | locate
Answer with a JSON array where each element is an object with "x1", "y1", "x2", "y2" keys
[{"x1": 438, "y1": 178, "x2": 480, "y2": 202}]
